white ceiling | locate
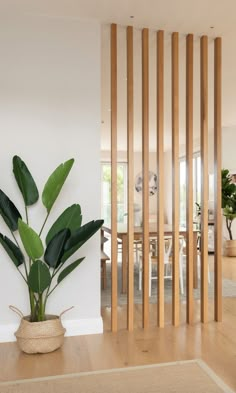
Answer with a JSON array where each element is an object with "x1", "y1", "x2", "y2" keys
[
  {"x1": 1, "y1": 0, "x2": 236, "y2": 36},
  {"x1": 101, "y1": 23, "x2": 236, "y2": 151},
  {"x1": 1, "y1": 0, "x2": 236, "y2": 151}
]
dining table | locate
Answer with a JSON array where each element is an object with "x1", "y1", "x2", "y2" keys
[{"x1": 102, "y1": 223, "x2": 199, "y2": 294}]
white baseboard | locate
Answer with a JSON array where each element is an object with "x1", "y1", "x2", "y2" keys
[
  {"x1": 63, "y1": 317, "x2": 103, "y2": 337},
  {"x1": 0, "y1": 323, "x2": 17, "y2": 343},
  {"x1": 0, "y1": 317, "x2": 103, "y2": 343}
]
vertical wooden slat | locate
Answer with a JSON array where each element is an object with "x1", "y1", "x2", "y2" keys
[
  {"x1": 142, "y1": 28, "x2": 149, "y2": 328},
  {"x1": 111, "y1": 23, "x2": 118, "y2": 332},
  {"x1": 200, "y1": 35, "x2": 208, "y2": 323},
  {"x1": 157, "y1": 30, "x2": 165, "y2": 327},
  {"x1": 172, "y1": 32, "x2": 180, "y2": 326},
  {"x1": 214, "y1": 37, "x2": 222, "y2": 321},
  {"x1": 127, "y1": 26, "x2": 134, "y2": 331},
  {"x1": 108, "y1": 23, "x2": 220, "y2": 332},
  {"x1": 121, "y1": 240, "x2": 127, "y2": 293},
  {"x1": 186, "y1": 34, "x2": 194, "y2": 324}
]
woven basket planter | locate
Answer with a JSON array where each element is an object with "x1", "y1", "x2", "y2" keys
[
  {"x1": 225, "y1": 240, "x2": 236, "y2": 257},
  {"x1": 14, "y1": 314, "x2": 66, "y2": 354}
]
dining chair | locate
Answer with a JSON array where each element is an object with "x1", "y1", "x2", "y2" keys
[
  {"x1": 100, "y1": 234, "x2": 110, "y2": 290},
  {"x1": 138, "y1": 236, "x2": 185, "y2": 296},
  {"x1": 117, "y1": 237, "x2": 122, "y2": 261},
  {"x1": 137, "y1": 237, "x2": 160, "y2": 292},
  {"x1": 133, "y1": 238, "x2": 143, "y2": 264},
  {"x1": 181, "y1": 234, "x2": 211, "y2": 284},
  {"x1": 101, "y1": 250, "x2": 110, "y2": 289},
  {"x1": 196, "y1": 252, "x2": 211, "y2": 283},
  {"x1": 197, "y1": 233, "x2": 211, "y2": 283}
]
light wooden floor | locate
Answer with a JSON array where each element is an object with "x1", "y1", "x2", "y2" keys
[{"x1": 0, "y1": 257, "x2": 236, "y2": 390}]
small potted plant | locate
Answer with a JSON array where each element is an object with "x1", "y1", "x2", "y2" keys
[
  {"x1": 194, "y1": 202, "x2": 201, "y2": 230},
  {"x1": 0, "y1": 156, "x2": 103, "y2": 353},
  {"x1": 222, "y1": 169, "x2": 236, "y2": 256}
]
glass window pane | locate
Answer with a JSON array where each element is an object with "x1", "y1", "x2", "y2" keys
[
  {"x1": 179, "y1": 153, "x2": 201, "y2": 227},
  {"x1": 101, "y1": 163, "x2": 127, "y2": 225},
  {"x1": 197, "y1": 156, "x2": 201, "y2": 204},
  {"x1": 179, "y1": 160, "x2": 186, "y2": 227}
]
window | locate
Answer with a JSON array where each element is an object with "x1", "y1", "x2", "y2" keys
[
  {"x1": 101, "y1": 162, "x2": 127, "y2": 225},
  {"x1": 194, "y1": 154, "x2": 201, "y2": 206},
  {"x1": 179, "y1": 159, "x2": 186, "y2": 227},
  {"x1": 179, "y1": 152, "x2": 201, "y2": 227}
]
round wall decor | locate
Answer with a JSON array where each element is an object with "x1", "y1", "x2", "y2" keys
[{"x1": 135, "y1": 171, "x2": 157, "y2": 196}]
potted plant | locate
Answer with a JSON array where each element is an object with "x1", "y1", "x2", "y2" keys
[
  {"x1": 222, "y1": 169, "x2": 236, "y2": 256},
  {"x1": 194, "y1": 202, "x2": 201, "y2": 230},
  {"x1": 0, "y1": 156, "x2": 103, "y2": 353}
]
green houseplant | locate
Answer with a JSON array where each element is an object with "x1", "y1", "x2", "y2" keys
[
  {"x1": 222, "y1": 168, "x2": 236, "y2": 256},
  {"x1": 0, "y1": 156, "x2": 103, "y2": 352}
]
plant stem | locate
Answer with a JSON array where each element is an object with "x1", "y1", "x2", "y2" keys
[
  {"x1": 226, "y1": 218, "x2": 233, "y2": 240},
  {"x1": 43, "y1": 262, "x2": 65, "y2": 312},
  {"x1": 29, "y1": 289, "x2": 35, "y2": 320},
  {"x1": 10, "y1": 232, "x2": 28, "y2": 284},
  {"x1": 11, "y1": 219, "x2": 35, "y2": 320},
  {"x1": 25, "y1": 205, "x2": 29, "y2": 225},
  {"x1": 31, "y1": 296, "x2": 39, "y2": 322},
  {"x1": 44, "y1": 263, "x2": 63, "y2": 300},
  {"x1": 17, "y1": 268, "x2": 27, "y2": 284},
  {"x1": 43, "y1": 264, "x2": 59, "y2": 312},
  {"x1": 11, "y1": 231, "x2": 20, "y2": 248},
  {"x1": 47, "y1": 284, "x2": 58, "y2": 298},
  {"x1": 11, "y1": 230, "x2": 29, "y2": 278},
  {"x1": 52, "y1": 264, "x2": 64, "y2": 279},
  {"x1": 39, "y1": 212, "x2": 50, "y2": 237},
  {"x1": 44, "y1": 274, "x2": 54, "y2": 307},
  {"x1": 38, "y1": 293, "x2": 45, "y2": 321}
]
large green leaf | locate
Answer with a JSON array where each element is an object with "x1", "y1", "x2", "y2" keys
[
  {"x1": 222, "y1": 169, "x2": 236, "y2": 208},
  {"x1": 42, "y1": 159, "x2": 74, "y2": 213},
  {"x1": 28, "y1": 260, "x2": 51, "y2": 294},
  {"x1": 44, "y1": 228, "x2": 70, "y2": 268},
  {"x1": 12, "y1": 156, "x2": 39, "y2": 206},
  {"x1": 57, "y1": 257, "x2": 85, "y2": 284},
  {"x1": 0, "y1": 190, "x2": 22, "y2": 231},
  {"x1": 62, "y1": 219, "x2": 104, "y2": 262},
  {"x1": 18, "y1": 219, "x2": 44, "y2": 260},
  {"x1": 0, "y1": 233, "x2": 24, "y2": 267},
  {"x1": 46, "y1": 204, "x2": 82, "y2": 245}
]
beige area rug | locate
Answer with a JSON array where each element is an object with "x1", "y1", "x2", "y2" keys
[
  {"x1": 101, "y1": 263, "x2": 236, "y2": 306},
  {"x1": 0, "y1": 359, "x2": 234, "y2": 393}
]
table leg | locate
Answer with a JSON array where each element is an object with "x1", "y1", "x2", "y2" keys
[
  {"x1": 122, "y1": 234, "x2": 128, "y2": 294},
  {"x1": 193, "y1": 231, "x2": 198, "y2": 289},
  {"x1": 101, "y1": 229, "x2": 104, "y2": 251}
]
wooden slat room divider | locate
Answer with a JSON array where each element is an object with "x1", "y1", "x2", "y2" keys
[
  {"x1": 157, "y1": 30, "x2": 165, "y2": 328},
  {"x1": 107, "y1": 24, "x2": 222, "y2": 332},
  {"x1": 110, "y1": 23, "x2": 118, "y2": 332},
  {"x1": 200, "y1": 36, "x2": 209, "y2": 323},
  {"x1": 127, "y1": 26, "x2": 134, "y2": 331},
  {"x1": 186, "y1": 34, "x2": 194, "y2": 325},
  {"x1": 142, "y1": 28, "x2": 150, "y2": 329},
  {"x1": 214, "y1": 37, "x2": 222, "y2": 321},
  {"x1": 171, "y1": 32, "x2": 180, "y2": 326}
]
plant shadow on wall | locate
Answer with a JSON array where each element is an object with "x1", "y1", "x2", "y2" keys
[
  {"x1": 0, "y1": 156, "x2": 103, "y2": 353},
  {"x1": 222, "y1": 169, "x2": 236, "y2": 256}
]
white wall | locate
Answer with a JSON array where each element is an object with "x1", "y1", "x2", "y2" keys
[
  {"x1": 222, "y1": 127, "x2": 236, "y2": 242},
  {"x1": 222, "y1": 128, "x2": 236, "y2": 171},
  {"x1": 163, "y1": 128, "x2": 236, "y2": 249},
  {"x1": 163, "y1": 150, "x2": 172, "y2": 224},
  {"x1": 101, "y1": 150, "x2": 158, "y2": 216},
  {"x1": 133, "y1": 152, "x2": 158, "y2": 215},
  {"x1": 103, "y1": 131, "x2": 217, "y2": 226},
  {"x1": 0, "y1": 14, "x2": 102, "y2": 341},
  {"x1": 163, "y1": 134, "x2": 216, "y2": 225}
]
